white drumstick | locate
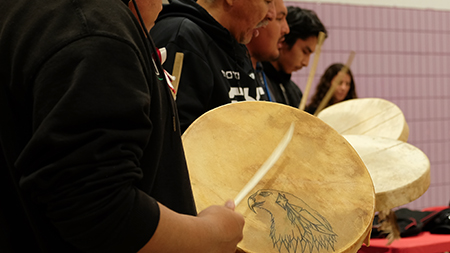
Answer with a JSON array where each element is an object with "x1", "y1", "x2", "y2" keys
[
  {"x1": 234, "y1": 123, "x2": 295, "y2": 206},
  {"x1": 299, "y1": 31, "x2": 326, "y2": 111}
]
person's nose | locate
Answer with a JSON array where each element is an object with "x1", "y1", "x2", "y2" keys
[
  {"x1": 281, "y1": 19, "x2": 289, "y2": 36},
  {"x1": 302, "y1": 55, "x2": 311, "y2": 67}
]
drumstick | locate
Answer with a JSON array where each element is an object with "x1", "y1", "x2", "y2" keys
[
  {"x1": 171, "y1": 52, "x2": 184, "y2": 99},
  {"x1": 234, "y1": 123, "x2": 295, "y2": 206},
  {"x1": 299, "y1": 31, "x2": 326, "y2": 111},
  {"x1": 314, "y1": 51, "x2": 356, "y2": 116}
]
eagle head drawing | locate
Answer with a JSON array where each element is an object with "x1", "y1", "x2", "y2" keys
[{"x1": 248, "y1": 189, "x2": 338, "y2": 253}]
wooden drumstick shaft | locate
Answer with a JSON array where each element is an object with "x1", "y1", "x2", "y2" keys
[
  {"x1": 234, "y1": 123, "x2": 295, "y2": 206},
  {"x1": 314, "y1": 51, "x2": 355, "y2": 116},
  {"x1": 171, "y1": 52, "x2": 184, "y2": 99},
  {"x1": 299, "y1": 31, "x2": 326, "y2": 111}
]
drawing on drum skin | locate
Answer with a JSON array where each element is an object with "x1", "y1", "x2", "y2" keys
[{"x1": 248, "y1": 189, "x2": 337, "y2": 253}]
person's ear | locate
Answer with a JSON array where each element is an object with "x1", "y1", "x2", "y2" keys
[{"x1": 225, "y1": 0, "x2": 234, "y2": 7}]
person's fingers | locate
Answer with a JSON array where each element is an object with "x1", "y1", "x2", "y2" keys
[{"x1": 224, "y1": 200, "x2": 235, "y2": 210}]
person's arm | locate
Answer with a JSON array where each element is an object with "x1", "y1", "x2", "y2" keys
[
  {"x1": 20, "y1": 35, "x2": 244, "y2": 252},
  {"x1": 139, "y1": 200, "x2": 244, "y2": 253}
]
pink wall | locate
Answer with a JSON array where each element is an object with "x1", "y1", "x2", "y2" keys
[{"x1": 286, "y1": 1, "x2": 450, "y2": 210}]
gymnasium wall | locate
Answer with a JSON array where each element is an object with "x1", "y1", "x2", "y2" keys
[
  {"x1": 285, "y1": 1, "x2": 450, "y2": 210},
  {"x1": 287, "y1": 0, "x2": 450, "y2": 11}
]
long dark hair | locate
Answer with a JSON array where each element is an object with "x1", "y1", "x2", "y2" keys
[{"x1": 306, "y1": 63, "x2": 357, "y2": 113}]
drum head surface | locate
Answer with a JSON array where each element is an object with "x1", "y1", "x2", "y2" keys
[
  {"x1": 182, "y1": 101, "x2": 375, "y2": 253},
  {"x1": 343, "y1": 135, "x2": 430, "y2": 211},
  {"x1": 317, "y1": 98, "x2": 409, "y2": 142}
]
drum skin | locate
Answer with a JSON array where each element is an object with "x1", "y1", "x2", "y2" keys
[
  {"x1": 343, "y1": 135, "x2": 430, "y2": 212},
  {"x1": 317, "y1": 98, "x2": 409, "y2": 142},
  {"x1": 182, "y1": 101, "x2": 375, "y2": 253}
]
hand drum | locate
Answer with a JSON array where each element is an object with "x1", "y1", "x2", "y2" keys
[{"x1": 182, "y1": 101, "x2": 376, "y2": 253}]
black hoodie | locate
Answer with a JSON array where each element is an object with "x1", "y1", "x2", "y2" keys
[
  {"x1": 262, "y1": 61, "x2": 303, "y2": 108},
  {"x1": 151, "y1": 0, "x2": 268, "y2": 133},
  {"x1": 0, "y1": 0, "x2": 195, "y2": 252}
]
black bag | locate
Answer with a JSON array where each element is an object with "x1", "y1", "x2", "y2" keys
[
  {"x1": 371, "y1": 208, "x2": 444, "y2": 238},
  {"x1": 423, "y1": 208, "x2": 450, "y2": 234}
]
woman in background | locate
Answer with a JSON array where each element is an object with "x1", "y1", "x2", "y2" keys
[{"x1": 306, "y1": 63, "x2": 357, "y2": 115}]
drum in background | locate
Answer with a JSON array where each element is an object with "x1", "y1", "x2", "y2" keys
[
  {"x1": 182, "y1": 101, "x2": 375, "y2": 253},
  {"x1": 343, "y1": 135, "x2": 430, "y2": 212},
  {"x1": 317, "y1": 98, "x2": 409, "y2": 142}
]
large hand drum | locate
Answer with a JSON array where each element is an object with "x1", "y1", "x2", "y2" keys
[
  {"x1": 342, "y1": 135, "x2": 430, "y2": 212},
  {"x1": 182, "y1": 101, "x2": 375, "y2": 253},
  {"x1": 317, "y1": 98, "x2": 409, "y2": 142}
]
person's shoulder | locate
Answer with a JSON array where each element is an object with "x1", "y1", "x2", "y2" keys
[
  {"x1": 82, "y1": 1, "x2": 141, "y2": 40},
  {"x1": 64, "y1": 1, "x2": 146, "y2": 59},
  {"x1": 43, "y1": 0, "x2": 142, "y2": 47},
  {"x1": 1, "y1": 0, "x2": 145, "y2": 81},
  {"x1": 277, "y1": 78, "x2": 300, "y2": 92},
  {"x1": 153, "y1": 17, "x2": 209, "y2": 41},
  {"x1": 286, "y1": 80, "x2": 301, "y2": 92},
  {"x1": 152, "y1": 17, "x2": 214, "y2": 55}
]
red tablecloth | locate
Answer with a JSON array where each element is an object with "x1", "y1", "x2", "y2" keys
[{"x1": 358, "y1": 231, "x2": 450, "y2": 253}]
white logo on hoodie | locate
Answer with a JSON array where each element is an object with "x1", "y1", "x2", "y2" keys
[
  {"x1": 229, "y1": 87, "x2": 265, "y2": 102},
  {"x1": 221, "y1": 70, "x2": 240, "y2": 80}
]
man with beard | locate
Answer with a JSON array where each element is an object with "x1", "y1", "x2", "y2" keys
[
  {"x1": 151, "y1": 0, "x2": 276, "y2": 133},
  {"x1": 246, "y1": 0, "x2": 290, "y2": 103}
]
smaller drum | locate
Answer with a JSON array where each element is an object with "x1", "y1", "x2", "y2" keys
[
  {"x1": 317, "y1": 98, "x2": 409, "y2": 142},
  {"x1": 343, "y1": 135, "x2": 430, "y2": 211}
]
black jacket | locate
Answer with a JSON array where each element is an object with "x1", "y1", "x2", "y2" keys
[
  {"x1": 0, "y1": 0, "x2": 195, "y2": 252},
  {"x1": 261, "y1": 62, "x2": 303, "y2": 108},
  {"x1": 151, "y1": 0, "x2": 268, "y2": 133}
]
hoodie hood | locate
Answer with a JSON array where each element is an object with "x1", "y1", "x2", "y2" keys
[{"x1": 156, "y1": 0, "x2": 238, "y2": 56}]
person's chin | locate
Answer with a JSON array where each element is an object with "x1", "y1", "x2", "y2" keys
[
  {"x1": 271, "y1": 52, "x2": 280, "y2": 61},
  {"x1": 240, "y1": 31, "x2": 254, "y2": 44},
  {"x1": 335, "y1": 95, "x2": 345, "y2": 102},
  {"x1": 293, "y1": 66, "x2": 302, "y2": 73}
]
